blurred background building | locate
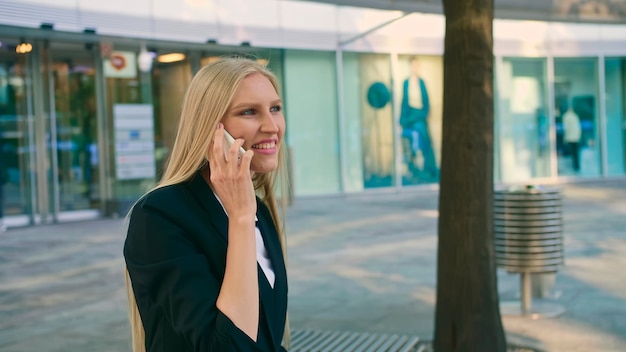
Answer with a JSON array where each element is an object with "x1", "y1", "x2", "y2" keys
[{"x1": 0, "y1": 0, "x2": 625, "y2": 227}]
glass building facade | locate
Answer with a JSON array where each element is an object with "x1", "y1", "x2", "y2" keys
[{"x1": 0, "y1": 0, "x2": 625, "y2": 227}]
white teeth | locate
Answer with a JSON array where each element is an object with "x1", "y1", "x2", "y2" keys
[{"x1": 252, "y1": 142, "x2": 276, "y2": 149}]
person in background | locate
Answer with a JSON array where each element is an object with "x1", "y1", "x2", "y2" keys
[
  {"x1": 399, "y1": 56, "x2": 438, "y2": 181},
  {"x1": 124, "y1": 57, "x2": 289, "y2": 351},
  {"x1": 562, "y1": 100, "x2": 582, "y2": 172}
]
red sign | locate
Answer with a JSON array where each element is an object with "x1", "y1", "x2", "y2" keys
[{"x1": 110, "y1": 54, "x2": 126, "y2": 70}]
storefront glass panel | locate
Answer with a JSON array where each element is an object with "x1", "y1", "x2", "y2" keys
[
  {"x1": 44, "y1": 43, "x2": 100, "y2": 212},
  {"x1": 283, "y1": 50, "x2": 340, "y2": 196},
  {"x1": 342, "y1": 52, "x2": 364, "y2": 193},
  {"x1": 352, "y1": 53, "x2": 395, "y2": 188},
  {"x1": 102, "y1": 47, "x2": 177, "y2": 215},
  {"x1": 497, "y1": 58, "x2": 550, "y2": 182},
  {"x1": 0, "y1": 39, "x2": 35, "y2": 220},
  {"x1": 151, "y1": 56, "x2": 192, "y2": 179},
  {"x1": 605, "y1": 57, "x2": 626, "y2": 176},
  {"x1": 397, "y1": 55, "x2": 442, "y2": 185},
  {"x1": 554, "y1": 58, "x2": 601, "y2": 177}
]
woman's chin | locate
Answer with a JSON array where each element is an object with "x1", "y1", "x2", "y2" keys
[{"x1": 251, "y1": 161, "x2": 278, "y2": 174}]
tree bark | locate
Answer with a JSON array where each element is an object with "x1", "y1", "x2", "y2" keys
[{"x1": 433, "y1": 0, "x2": 506, "y2": 351}]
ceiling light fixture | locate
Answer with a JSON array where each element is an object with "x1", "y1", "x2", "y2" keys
[
  {"x1": 16, "y1": 42, "x2": 33, "y2": 54},
  {"x1": 157, "y1": 53, "x2": 186, "y2": 63}
]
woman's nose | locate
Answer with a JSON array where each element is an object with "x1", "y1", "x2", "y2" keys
[{"x1": 260, "y1": 112, "x2": 279, "y2": 133}]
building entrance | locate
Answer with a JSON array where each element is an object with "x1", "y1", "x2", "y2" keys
[
  {"x1": 43, "y1": 42, "x2": 101, "y2": 215},
  {"x1": 0, "y1": 37, "x2": 103, "y2": 227},
  {"x1": 0, "y1": 39, "x2": 36, "y2": 225}
]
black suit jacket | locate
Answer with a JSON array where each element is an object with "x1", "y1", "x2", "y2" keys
[{"x1": 124, "y1": 172, "x2": 288, "y2": 351}]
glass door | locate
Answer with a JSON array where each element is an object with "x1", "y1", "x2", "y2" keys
[
  {"x1": 496, "y1": 58, "x2": 551, "y2": 182},
  {"x1": 554, "y1": 58, "x2": 601, "y2": 177},
  {"x1": 605, "y1": 57, "x2": 626, "y2": 176},
  {"x1": 0, "y1": 38, "x2": 37, "y2": 224},
  {"x1": 43, "y1": 42, "x2": 100, "y2": 216}
]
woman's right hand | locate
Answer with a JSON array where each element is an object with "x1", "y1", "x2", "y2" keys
[{"x1": 208, "y1": 123, "x2": 256, "y2": 223}]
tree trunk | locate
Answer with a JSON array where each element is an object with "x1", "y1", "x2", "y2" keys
[{"x1": 433, "y1": 0, "x2": 506, "y2": 351}]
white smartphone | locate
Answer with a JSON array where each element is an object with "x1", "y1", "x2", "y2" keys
[{"x1": 223, "y1": 129, "x2": 246, "y2": 159}]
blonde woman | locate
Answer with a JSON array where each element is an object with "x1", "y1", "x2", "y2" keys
[{"x1": 124, "y1": 57, "x2": 289, "y2": 351}]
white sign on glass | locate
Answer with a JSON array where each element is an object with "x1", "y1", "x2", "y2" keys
[{"x1": 114, "y1": 104, "x2": 156, "y2": 180}]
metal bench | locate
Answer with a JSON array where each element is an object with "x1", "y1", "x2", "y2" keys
[{"x1": 289, "y1": 329, "x2": 420, "y2": 352}]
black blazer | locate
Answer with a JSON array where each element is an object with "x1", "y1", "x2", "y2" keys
[{"x1": 124, "y1": 172, "x2": 288, "y2": 352}]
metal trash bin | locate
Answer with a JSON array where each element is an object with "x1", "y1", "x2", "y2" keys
[{"x1": 494, "y1": 185, "x2": 565, "y2": 318}]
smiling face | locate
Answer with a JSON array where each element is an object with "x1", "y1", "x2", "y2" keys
[{"x1": 221, "y1": 72, "x2": 285, "y2": 174}]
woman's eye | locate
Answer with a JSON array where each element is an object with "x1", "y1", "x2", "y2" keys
[
  {"x1": 241, "y1": 109, "x2": 255, "y2": 115},
  {"x1": 270, "y1": 105, "x2": 282, "y2": 112}
]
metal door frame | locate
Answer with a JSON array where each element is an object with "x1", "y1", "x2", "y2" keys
[{"x1": 25, "y1": 39, "x2": 104, "y2": 225}]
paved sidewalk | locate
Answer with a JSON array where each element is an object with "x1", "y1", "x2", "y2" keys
[{"x1": 1, "y1": 179, "x2": 625, "y2": 351}]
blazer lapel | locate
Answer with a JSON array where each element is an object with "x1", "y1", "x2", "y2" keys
[
  {"x1": 185, "y1": 171, "x2": 229, "y2": 242},
  {"x1": 256, "y1": 205, "x2": 288, "y2": 348}
]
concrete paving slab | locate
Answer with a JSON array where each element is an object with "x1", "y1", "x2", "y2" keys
[{"x1": 0, "y1": 179, "x2": 625, "y2": 351}]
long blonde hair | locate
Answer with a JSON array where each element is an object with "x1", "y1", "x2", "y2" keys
[{"x1": 124, "y1": 57, "x2": 290, "y2": 351}]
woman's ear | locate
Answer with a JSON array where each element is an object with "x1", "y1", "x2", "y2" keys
[{"x1": 205, "y1": 140, "x2": 214, "y2": 162}]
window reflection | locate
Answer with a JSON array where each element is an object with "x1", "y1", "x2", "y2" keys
[
  {"x1": 359, "y1": 54, "x2": 394, "y2": 188},
  {"x1": 497, "y1": 58, "x2": 550, "y2": 182},
  {"x1": 554, "y1": 58, "x2": 601, "y2": 177},
  {"x1": 397, "y1": 55, "x2": 442, "y2": 186},
  {"x1": 0, "y1": 54, "x2": 32, "y2": 218},
  {"x1": 605, "y1": 57, "x2": 626, "y2": 176}
]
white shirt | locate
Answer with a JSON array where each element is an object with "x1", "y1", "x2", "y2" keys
[
  {"x1": 214, "y1": 195, "x2": 275, "y2": 288},
  {"x1": 563, "y1": 109, "x2": 581, "y2": 143}
]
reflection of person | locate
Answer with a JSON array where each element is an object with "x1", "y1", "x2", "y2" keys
[
  {"x1": 562, "y1": 101, "x2": 582, "y2": 172},
  {"x1": 124, "y1": 58, "x2": 288, "y2": 351},
  {"x1": 399, "y1": 56, "x2": 438, "y2": 180},
  {"x1": 536, "y1": 108, "x2": 549, "y2": 156}
]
